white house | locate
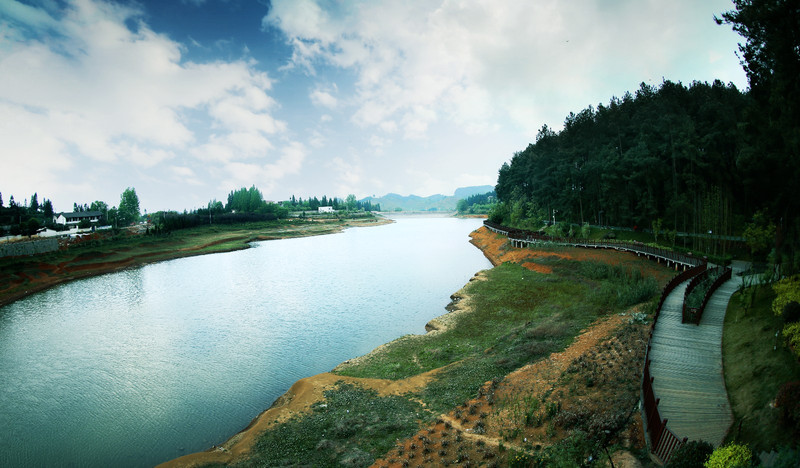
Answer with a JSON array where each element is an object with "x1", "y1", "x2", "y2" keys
[
  {"x1": 318, "y1": 206, "x2": 335, "y2": 213},
  {"x1": 54, "y1": 211, "x2": 103, "y2": 227}
]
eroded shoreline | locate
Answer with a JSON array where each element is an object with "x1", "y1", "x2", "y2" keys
[
  {"x1": 158, "y1": 267, "x2": 485, "y2": 468},
  {"x1": 158, "y1": 225, "x2": 516, "y2": 467}
]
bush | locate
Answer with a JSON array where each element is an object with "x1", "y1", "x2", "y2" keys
[
  {"x1": 704, "y1": 443, "x2": 753, "y2": 468},
  {"x1": 668, "y1": 440, "x2": 713, "y2": 468},
  {"x1": 773, "y1": 275, "x2": 800, "y2": 317},
  {"x1": 775, "y1": 381, "x2": 800, "y2": 432},
  {"x1": 489, "y1": 202, "x2": 509, "y2": 224},
  {"x1": 783, "y1": 301, "x2": 800, "y2": 324},
  {"x1": 782, "y1": 323, "x2": 800, "y2": 359},
  {"x1": 771, "y1": 446, "x2": 800, "y2": 468}
]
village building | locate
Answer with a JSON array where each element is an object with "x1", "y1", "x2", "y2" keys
[{"x1": 53, "y1": 211, "x2": 103, "y2": 227}]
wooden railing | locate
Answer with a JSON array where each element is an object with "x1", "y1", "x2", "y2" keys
[
  {"x1": 640, "y1": 261, "x2": 705, "y2": 462},
  {"x1": 682, "y1": 267, "x2": 732, "y2": 324},
  {"x1": 642, "y1": 358, "x2": 687, "y2": 464},
  {"x1": 483, "y1": 221, "x2": 704, "y2": 268},
  {"x1": 483, "y1": 220, "x2": 709, "y2": 463}
]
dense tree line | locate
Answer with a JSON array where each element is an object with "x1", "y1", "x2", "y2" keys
[
  {"x1": 287, "y1": 194, "x2": 380, "y2": 212},
  {"x1": 0, "y1": 191, "x2": 55, "y2": 237},
  {"x1": 456, "y1": 191, "x2": 496, "y2": 214},
  {"x1": 493, "y1": 0, "x2": 799, "y2": 271},
  {"x1": 2, "y1": 182, "x2": 379, "y2": 238},
  {"x1": 495, "y1": 79, "x2": 748, "y2": 234}
]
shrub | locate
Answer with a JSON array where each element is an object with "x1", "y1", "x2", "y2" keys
[
  {"x1": 775, "y1": 381, "x2": 800, "y2": 432},
  {"x1": 782, "y1": 322, "x2": 800, "y2": 359},
  {"x1": 771, "y1": 446, "x2": 800, "y2": 468},
  {"x1": 773, "y1": 275, "x2": 800, "y2": 317},
  {"x1": 668, "y1": 440, "x2": 713, "y2": 468},
  {"x1": 783, "y1": 301, "x2": 800, "y2": 324},
  {"x1": 704, "y1": 443, "x2": 753, "y2": 468}
]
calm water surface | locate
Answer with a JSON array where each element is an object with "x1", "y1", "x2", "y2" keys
[{"x1": 0, "y1": 217, "x2": 490, "y2": 467}]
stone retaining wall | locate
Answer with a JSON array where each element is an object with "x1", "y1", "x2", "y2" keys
[{"x1": 0, "y1": 238, "x2": 59, "y2": 258}]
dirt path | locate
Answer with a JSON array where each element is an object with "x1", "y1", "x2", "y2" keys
[{"x1": 371, "y1": 313, "x2": 630, "y2": 467}]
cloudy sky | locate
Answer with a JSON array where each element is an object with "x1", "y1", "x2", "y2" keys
[{"x1": 1, "y1": 0, "x2": 747, "y2": 213}]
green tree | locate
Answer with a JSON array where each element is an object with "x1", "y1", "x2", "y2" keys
[
  {"x1": 226, "y1": 186, "x2": 265, "y2": 213},
  {"x1": 718, "y1": 0, "x2": 800, "y2": 272},
  {"x1": 456, "y1": 199, "x2": 468, "y2": 213},
  {"x1": 42, "y1": 199, "x2": 54, "y2": 220},
  {"x1": 345, "y1": 194, "x2": 357, "y2": 211},
  {"x1": 89, "y1": 200, "x2": 108, "y2": 224},
  {"x1": 24, "y1": 218, "x2": 41, "y2": 238},
  {"x1": 743, "y1": 209, "x2": 776, "y2": 256},
  {"x1": 118, "y1": 187, "x2": 140, "y2": 226},
  {"x1": 29, "y1": 193, "x2": 38, "y2": 212},
  {"x1": 652, "y1": 218, "x2": 663, "y2": 244}
]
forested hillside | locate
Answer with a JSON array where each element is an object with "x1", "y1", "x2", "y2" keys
[
  {"x1": 493, "y1": 0, "x2": 799, "y2": 272},
  {"x1": 495, "y1": 80, "x2": 748, "y2": 235}
]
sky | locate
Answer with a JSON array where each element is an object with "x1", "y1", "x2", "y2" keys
[{"x1": 0, "y1": 0, "x2": 748, "y2": 213}]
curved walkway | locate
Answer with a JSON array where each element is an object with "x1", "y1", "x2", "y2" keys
[
  {"x1": 482, "y1": 221, "x2": 740, "y2": 455},
  {"x1": 648, "y1": 276, "x2": 739, "y2": 446}
]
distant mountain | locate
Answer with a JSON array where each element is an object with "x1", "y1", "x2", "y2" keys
[
  {"x1": 363, "y1": 185, "x2": 495, "y2": 212},
  {"x1": 453, "y1": 185, "x2": 494, "y2": 200}
]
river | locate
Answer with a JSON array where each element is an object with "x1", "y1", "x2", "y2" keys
[{"x1": 0, "y1": 217, "x2": 491, "y2": 467}]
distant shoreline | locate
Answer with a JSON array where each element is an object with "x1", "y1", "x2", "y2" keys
[{"x1": 0, "y1": 217, "x2": 391, "y2": 309}]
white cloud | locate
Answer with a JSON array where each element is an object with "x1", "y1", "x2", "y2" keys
[
  {"x1": 170, "y1": 166, "x2": 202, "y2": 186},
  {"x1": 327, "y1": 155, "x2": 362, "y2": 196},
  {"x1": 0, "y1": 0, "x2": 298, "y2": 209},
  {"x1": 266, "y1": 0, "x2": 746, "y2": 137},
  {"x1": 221, "y1": 141, "x2": 308, "y2": 193},
  {"x1": 309, "y1": 86, "x2": 338, "y2": 109}
]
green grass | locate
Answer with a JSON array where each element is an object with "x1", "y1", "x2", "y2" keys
[
  {"x1": 236, "y1": 382, "x2": 425, "y2": 467},
  {"x1": 336, "y1": 257, "x2": 662, "y2": 414},
  {"x1": 723, "y1": 285, "x2": 800, "y2": 452},
  {"x1": 229, "y1": 244, "x2": 669, "y2": 467},
  {"x1": 334, "y1": 262, "x2": 589, "y2": 381}
]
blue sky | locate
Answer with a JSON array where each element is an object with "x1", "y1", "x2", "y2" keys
[{"x1": 1, "y1": 0, "x2": 747, "y2": 213}]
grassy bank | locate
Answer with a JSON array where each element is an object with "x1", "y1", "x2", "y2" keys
[
  {"x1": 223, "y1": 230, "x2": 669, "y2": 467},
  {"x1": 0, "y1": 216, "x2": 387, "y2": 308},
  {"x1": 723, "y1": 284, "x2": 800, "y2": 452}
]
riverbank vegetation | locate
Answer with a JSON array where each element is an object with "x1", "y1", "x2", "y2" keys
[
  {"x1": 723, "y1": 282, "x2": 800, "y2": 454},
  {"x1": 199, "y1": 228, "x2": 672, "y2": 467},
  {"x1": 456, "y1": 190, "x2": 496, "y2": 216}
]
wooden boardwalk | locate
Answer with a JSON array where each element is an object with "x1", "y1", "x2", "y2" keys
[{"x1": 648, "y1": 276, "x2": 740, "y2": 446}]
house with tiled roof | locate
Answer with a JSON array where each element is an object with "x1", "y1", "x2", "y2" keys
[{"x1": 53, "y1": 211, "x2": 103, "y2": 227}]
